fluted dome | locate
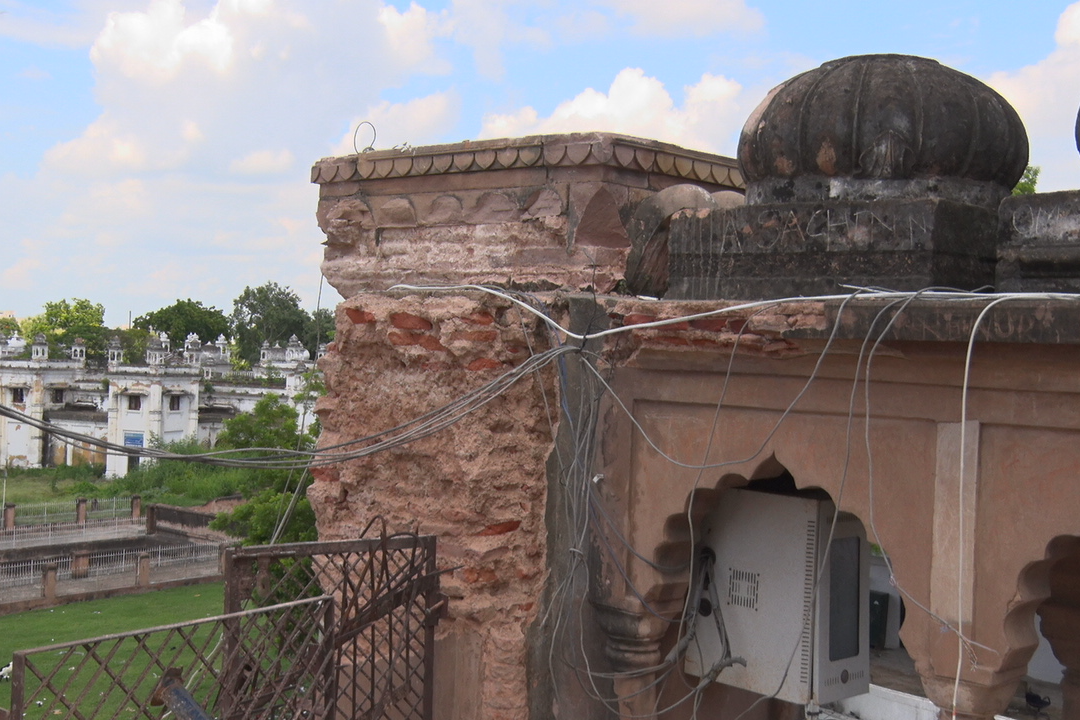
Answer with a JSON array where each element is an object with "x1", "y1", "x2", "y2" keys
[{"x1": 738, "y1": 54, "x2": 1028, "y2": 193}]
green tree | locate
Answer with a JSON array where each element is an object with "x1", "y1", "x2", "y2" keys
[
  {"x1": 210, "y1": 488, "x2": 317, "y2": 544},
  {"x1": 302, "y1": 307, "x2": 335, "y2": 356},
  {"x1": 1013, "y1": 165, "x2": 1040, "y2": 195},
  {"x1": 216, "y1": 393, "x2": 315, "y2": 454},
  {"x1": 116, "y1": 327, "x2": 154, "y2": 365},
  {"x1": 0, "y1": 316, "x2": 20, "y2": 337},
  {"x1": 135, "y1": 299, "x2": 230, "y2": 348},
  {"x1": 22, "y1": 298, "x2": 108, "y2": 358},
  {"x1": 210, "y1": 394, "x2": 319, "y2": 544},
  {"x1": 231, "y1": 282, "x2": 310, "y2": 365}
]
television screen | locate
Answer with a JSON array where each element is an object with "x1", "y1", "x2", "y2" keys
[{"x1": 829, "y1": 535, "x2": 861, "y2": 661}]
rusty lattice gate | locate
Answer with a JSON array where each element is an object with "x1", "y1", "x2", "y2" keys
[
  {"x1": 3, "y1": 535, "x2": 442, "y2": 720},
  {"x1": 223, "y1": 536, "x2": 444, "y2": 720}
]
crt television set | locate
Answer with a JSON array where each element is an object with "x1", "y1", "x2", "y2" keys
[{"x1": 684, "y1": 488, "x2": 870, "y2": 705}]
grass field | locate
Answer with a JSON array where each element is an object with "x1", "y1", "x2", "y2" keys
[
  {"x1": 0, "y1": 582, "x2": 225, "y2": 711},
  {"x1": 1, "y1": 470, "x2": 91, "y2": 505}
]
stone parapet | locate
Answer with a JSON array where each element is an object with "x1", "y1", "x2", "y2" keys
[
  {"x1": 311, "y1": 134, "x2": 743, "y2": 299},
  {"x1": 311, "y1": 133, "x2": 743, "y2": 188},
  {"x1": 997, "y1": 190, "x2": 1080, "y2": 292},
  {"x1": 667, "y1": 199, "x2": 999, "y2": 300}
]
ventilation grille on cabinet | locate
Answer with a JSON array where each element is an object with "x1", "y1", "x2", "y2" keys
[{"x1": 727, "y1": 568, "x2": 760, "y2": 610}]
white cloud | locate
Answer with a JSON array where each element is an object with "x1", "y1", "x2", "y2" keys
[
  {"x1": 91, "y1": 0, "x2": 234, "y2": 82},
  {"x1": 332, "y1": 91, "x2": 461, "y2": 155},
  {"x1": 40, "y1": 0, "x2": 439, "y2": 180},
  {"x1": 592, "y1": 0, "x2": 763, "y2": 36},
  {"x1": 230, "y1": 148, "x2": 295, "y2": 174},
  {"x1": 1, "y1": 240, "x2": 45, "y2": 292},
  {"x1": 0, "y1": 2, "x2": 118, "y2": 48},
  {"x1": 4, "y1": 0, "x2": 457, "y2": 321},
  {"x1": 479, "y1": 68, "x2": 747, "y2": 154},
  {"x1": 378, "y1": 1, "x2": 452, "y2": 74},
  {"x1": 444, "y1": 0, "x2": 548, "y2": 80},
  {"x1": 554, "y1": 10, "x2": 611, "y2": 40},
  {"x1": 45, "y1": 116, "x2": 150, "y2": 171},
  {"x1": 18, "y1": 67, "x2": 52, "y2": 81},
  {"x1": 988, "y1": 2, "x2": 1080, "y2": 191}
]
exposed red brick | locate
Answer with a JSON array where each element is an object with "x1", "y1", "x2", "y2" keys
[
  {"x1": 461, "y1": 566, "x2": 498, "y2": 584},
  {"x1": 477, "y1": 520, "x2": 521, "y2": 536},
  {"x1": 388, "y1": 331, "x2": 418, "y2": 346},
  {"x1": 390, "y1": 312, "x2": 433, "y2": 330},
  {"x1": 418, "y1": 334, "x2": 448, "y2": 352},
  {"x1": 467, "y1": 358, "x2": 502, "y2": 371},
  {"x1": 624, "y1": 313, "x2": 657, "y2": 325},
  {"x1": 345, "y1": 308, "x2": 376, "y2": 324},
  {"x1": 660, "y1": 320, "x2": 690, "y2": 330},
  {"x1": 310, "y1": 467, "x2": 339, "y2": 483},
  {"x1": 504, "y1": 345, "x2": 524, "y2": 354},
  {"x1": 728, "y1": 318, "x2": 747, "y2": 332},
  {"x1": 653, "y1": 335, "x2": 692, "y2": 346},
  {"x1": 690, "y1": 317, "x2": 728, "y2": 332},
  {"x1": 461, "y1": 312, "x2": 495, "y2": 325},
  {"x1": 457, "y1": 330, "x2": 499, "y2": 343},
  {"x1": 388, "y1": 331, "x2": 447, "y2": 351},
  {"x1": 691, "y1": 338, "x2": 723, "y2": 347}
]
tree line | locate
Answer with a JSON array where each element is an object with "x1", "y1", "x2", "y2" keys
[{"x1": 3, "y1": 282, "x2": 334, "y2": 367}]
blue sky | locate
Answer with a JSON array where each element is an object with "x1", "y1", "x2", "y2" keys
[{"x1": 2, "y1": 0, "x2": 1079, "y2": 326}]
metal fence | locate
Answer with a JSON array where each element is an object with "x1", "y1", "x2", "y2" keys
[
  {"x1": 0, "y1": 517, "x2": 144, "y2": 548},
  {"x1": 224, "y1": 535, "x2": 444, "y2": 720},
  {"x1": 7, "y1": 595, "x2": 336, "y2": 720},
  {"x1": 0, "y1": 541, "x2": 223, "y2": 590},
  {"x1": 2, "y1": 534, "x2": 443, "y2": 720},
  {"x1": 10, "y1": 498, "x2": 132, "y2": 526}
]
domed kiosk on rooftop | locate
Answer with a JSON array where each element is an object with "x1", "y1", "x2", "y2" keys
[
  {"x1": 665, "y1": 54, "x2": 1031, "y2": 300},
  {"x1": 737, "y1": 54, "x2": 1028, "y2": 207}
]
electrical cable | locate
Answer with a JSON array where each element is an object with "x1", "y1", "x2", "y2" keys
[
  {"x1": 269, "y1": 274, "x2": 327, "y2": 545},
  {"x1": 9, "y1": 285, "x2": 1074, "y2": 717}
]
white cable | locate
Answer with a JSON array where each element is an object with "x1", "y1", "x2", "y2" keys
[{"x1": 951, "y1": 295, "x2": 1014, "y2": 719}]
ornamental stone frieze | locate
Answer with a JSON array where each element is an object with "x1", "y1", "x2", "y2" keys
[{"x1": 310, "y1": 133, "x2": 743, "y2": 299}]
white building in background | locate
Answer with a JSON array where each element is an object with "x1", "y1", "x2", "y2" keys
[{"x1": 0, "y1": 331, "x2": 324, "y2": 477}]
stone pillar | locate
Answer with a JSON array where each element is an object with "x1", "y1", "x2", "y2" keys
[
  {"x1": 75, "y1": 498, "x2": 87, "y2": 525},
  {"x1": 137, "y1": 553, "x2": 150, "y2": 587},
  {"x1": 1038, "y1": 549, "x2": 1080, "y2": 720},
  {"x1": 2, "y1": 503, "x2": 14, "y2": 530},
  {"x1": 71, "y1": 550, "x2": 91, "y2": 580},
  {"x1": 1063, "y1": 667, "x2": 1080, "y2": 720},
  {"x1": 131, "y1": 495, "x2": 142, "y2": 520},
  {"x1": 592, "y1": 600, "x2": 678, "y2": 720},
  {"x1": 42, "y1": 563, "x2": 57, "y2": 599},
  {"x1": 146, "y1": 505, "x2": 157, "y2": 534}
]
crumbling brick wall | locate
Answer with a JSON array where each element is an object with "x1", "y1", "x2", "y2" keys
[{"x1": 308, "y1": 292, "x2": 558, "y2": 720}]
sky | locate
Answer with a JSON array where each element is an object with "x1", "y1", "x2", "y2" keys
[{"x1": 2, "y1": 1, "x2": 1080, "y2": 327}]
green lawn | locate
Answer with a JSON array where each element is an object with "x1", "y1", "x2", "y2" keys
[
  {"x1": 0, "y1": 582, "x2": 224, "y2": 712},
  {"x1": 0, "y1": 470, "x2": 91, "y2": 504}
]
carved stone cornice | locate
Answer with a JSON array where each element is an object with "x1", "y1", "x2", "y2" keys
[{"x1": 311, "y1": 133, "x2": 744, "y2": 189}]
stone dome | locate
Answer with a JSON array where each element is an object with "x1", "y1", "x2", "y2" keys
[{"x1": 738, "y1": 54, "x2": 1028, "y2": 192}]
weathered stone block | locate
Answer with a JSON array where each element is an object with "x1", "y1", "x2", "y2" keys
[
  {"x1": 667, "y1": 198, "x2": 998, "y2": 300},
  {"x1": 997, "y1": 190, "x2": 1080, "y2": 292}
]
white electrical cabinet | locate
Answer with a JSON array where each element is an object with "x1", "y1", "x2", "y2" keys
[{"x1": 684, "y1": 488, "x2": 870, "y2": 705}]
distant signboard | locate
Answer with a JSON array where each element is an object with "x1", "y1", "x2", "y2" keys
[{"x1": 123, "y1": 432, "x2": 144, "y2": 447}]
